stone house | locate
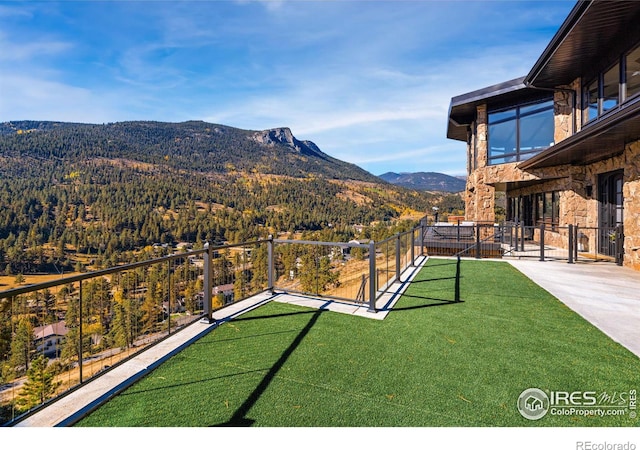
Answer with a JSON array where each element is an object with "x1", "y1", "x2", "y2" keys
[{"x1": 447, "y1": 0, "x2": 640, "y2": 270}]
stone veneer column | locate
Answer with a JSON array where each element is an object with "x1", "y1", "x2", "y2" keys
[
  {"x1": 554, "y1": 89, "x2": 574, "y2": 144},
  {"x1": 465, "y1": 104, "x2": 495, "y2": 223},
  {"x1": 566, "y1": 166, "x2": 589, "y2": 227},
  {"x1": 624, "y1": 141, "x2": 640, "y2": 270}
]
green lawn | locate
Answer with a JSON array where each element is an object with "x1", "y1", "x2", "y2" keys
[{"x1": 76, "y1": 259, "x2": 640, "y2": 427}]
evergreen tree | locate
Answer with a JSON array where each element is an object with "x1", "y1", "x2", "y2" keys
[
  {"x1": 15, "y1": 354, "x2": 60, "y2": 412},
  {"x1": 233, "y1": 252, "x2": 249, "y2": 302},
  {"x1": 9, "y1": 318, "x2": 33, "y2": 377},
  {"x1": 141, "y1": 289, "x2": 161, "y2": 334},
  {"x1": 249, "y1": 245, "x2": 268, "y2": 293},
  {"x1": 298, "y1": 250, "x2": 319, "y2": 294},
  {"x1": 109, "y1": 288, "x2": 140, "y2": 349}
]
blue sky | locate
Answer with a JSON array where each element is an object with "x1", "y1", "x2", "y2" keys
[{"x1": 0, "y1": 0, "x2": 576, "y2": 176}]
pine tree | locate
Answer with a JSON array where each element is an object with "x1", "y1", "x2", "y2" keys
[
  {"x1": 15, "y1": 354, "x2": 60, "y2": 412},
  {"x1": 9, "y1": 318, "x2": 33, "y2": 377}
]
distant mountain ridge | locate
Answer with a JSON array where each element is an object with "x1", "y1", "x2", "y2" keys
[
  {"x1": 379, "y1": 171, "x2": 466, "y2": 193},
  {"x1": 0, "y1": 120, "x2": 380, "y2": 182}
]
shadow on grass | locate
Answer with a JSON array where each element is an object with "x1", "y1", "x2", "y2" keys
[
  {"x1": 230, "y1": 308, "x2": 320, "y2": 323},
  {"x1": 409, "y1": 276, "x2": 459, "y2": 284},
  {"x1": 420, "y1": 260, "x2": 458, "y2": 268},
  {"x1": 210, "y1": 308, "x2": 326, "y2": 427},
  {"x1": 390, "y1": 295, "x2": 463, "y2": 313},
  {"x1": 389, "y1": 256, "x2": 464, "y2": 310},
  {"x1": 116, "y1": 368, "x2": 270, "y2": 397},
  {"x1": 192, "y1": 329, "x2": 298, "y2": 346}
]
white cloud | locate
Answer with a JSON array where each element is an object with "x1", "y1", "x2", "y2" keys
[
  {"x1": 0, "y1": 31, "x2": 73, "y2": 62},
  {"x1": 0, "y1": 4, "x2": 33, "y2": 18},
  {"x1": 234, "y1": 0, "x2": 286, "y2": 12},
  {"x1": 0, "y1": 73, "x2": 120, "y2": 123}
]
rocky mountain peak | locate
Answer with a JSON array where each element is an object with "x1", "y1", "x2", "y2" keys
[
  {"x1": 251, "y1": 127, "x2": 324, "y2": 158},
  {"x1": 250, "y1": 127, "x2": 291, "y2": 146}
]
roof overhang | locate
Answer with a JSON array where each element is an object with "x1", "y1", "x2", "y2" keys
[
  {"x1": 526, "y1": 1, "x2": 640, "y2": 88},
  {"x1": 519, "y1": 95, "x2": 640, "y2": 170}
]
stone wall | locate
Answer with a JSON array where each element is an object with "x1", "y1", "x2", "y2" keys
[
  {"x1": 464, "y1": 105, "x2": 496, "y2": 223},
  {"x1": 623, "y1": 141, "x2": 640, "y2": 270},
  {"x1": 554, "y1": 89, "x2": 574, "y2": 143}
]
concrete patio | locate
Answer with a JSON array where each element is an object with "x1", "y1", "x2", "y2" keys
[{"x1": 507, "y1": 258, "x2": 640, "y2": 358}]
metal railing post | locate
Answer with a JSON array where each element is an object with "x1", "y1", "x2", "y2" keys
[
  {"x1": 395, "y1": 233, "x2": 401, "y2": 282},
  {"x1": 475, "y1": 224, "x2": 481, "y2": 259},
  {"x1": 167, "y1": 259, "x2": 172, "y2": 334},
  {"x1": 79, "y1": 279, "x2": 83, "y2": 383},
  {"x1": 410, "y1": 229, "x2": 415, "y2": 266},
  {"x1": 539, "y1": 223, "x2": 545, "y2": 262},
  {"x1": 568, "y1": 224, "x2": 574, "y2": 264},
  {"x1": 455, "y1": 255, "x2": 461, "y2": 302},
  {"x1": 616, "y1": 225, "x2": 624, "y2": 266},
  {"x1": 203, "y1": 242, "x2": 214, "y2": 323},
  {"x1": 368, "y1": 241, "x2": 376, "y2": 313},
  {"x1": 267, "y1": 235, "x2": 274, "y2": 292},
  {"x1": 520, "y1": 221, "x2": 525, "y2": 252}
]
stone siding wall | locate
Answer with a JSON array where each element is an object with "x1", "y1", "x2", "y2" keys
[
  {"x1": 464, "y1": 105, "x2": 496, "y2": 223},
  {"x1": 622, "y1": 141, "x2": 640, "y2": 270},
  {"x1": 554, "y1": 89, "x2": 574, "y2": 143}
]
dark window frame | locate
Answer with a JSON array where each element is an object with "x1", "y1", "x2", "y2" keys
[
  {"x1": 535, "y1": 191, "x2": 559, "y2": 231},
  {"x1": 507, "y1": 191, "x2": 559, "y2": 231},
  {"x1": 583, "y1": 60, "x2": 621, "y2": 124},
  {"x1": 487, "y1": 97, "x2": 554, "y2": 165},
  {"x1": 625, "y1": 43, "x2": 640, "y2": 101},
  {"x1": 583, "y1": 40, "x2": 640, "y2": 126}
]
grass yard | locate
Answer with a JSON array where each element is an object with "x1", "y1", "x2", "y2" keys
[{"x1": 76, "y1": 258, "x2": 640, "y2": 427}]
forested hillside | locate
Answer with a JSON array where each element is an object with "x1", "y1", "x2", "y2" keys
[
  {"x1": 0, "y1": 121, "x2": 378, "y2": 181},
  {"x1": 0, "y1": 120, "x2": 463, "y2": 274},
  {"x1": 379, "y1": 171, "x2": 466, "y2": 192}
]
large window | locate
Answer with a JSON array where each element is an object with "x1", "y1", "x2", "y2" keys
[
  {"x1": 584, "y1": 42, "x2": 640, "y2": 124},
  {"x1": 626, "y1": 44, "x2": 640, "y2": 99},
  {"x1": 488, "y1": 99, "x2": 554, "y2": 165},
  {"x1": 585, "y1": 79, "x2": 599, "y2": 122},
  {"x1": 602, "y1": 62, "x2": 620, "y2": 112},
  {"x1": 584, "y1": 62, "x2": 620, "y2": 123}
]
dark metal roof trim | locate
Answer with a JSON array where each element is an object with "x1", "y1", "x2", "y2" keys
[
  {"x1": 525, "y1": 0, "x2": 590, "y2": 87},
  {"x1": 447, "y1": 78, "x2": 528, "y2": 141},
  {"x1": 449, "y1": 77, "x2": 527, "y2": 110},
  {"x1": 526, "y1": 1, "x2": 640, "y2": 87}
]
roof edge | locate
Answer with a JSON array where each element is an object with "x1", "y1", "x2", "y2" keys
[
  {"x1": 450, "y1": 77, "x2": 527, "y2": 109},
  {"x1": 525, "y1": 0, "x2": 591, "y2": 86}
]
